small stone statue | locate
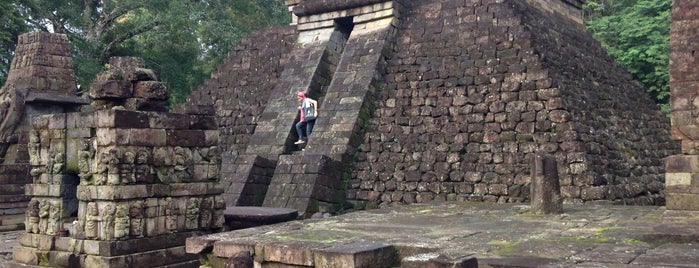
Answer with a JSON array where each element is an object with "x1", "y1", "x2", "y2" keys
[
  {"x1": 120, "y1": 151, "x2": 136, "y2": 184},
  {"x1": 135, "y1": 149, "x2": 152, "y2": 183},
  {"x1": 77, "y1": 140, "x2": 94, "y2": 185},
  {"x1": 106, "y1": 148, "x2": 121, "y2": 185},
  {"x1": 164, "y1": 197, "x2": 178, "y2": 232},
  {"x1": 129, "y1": 201, "x2": 145, "y2": 237},
  {"x1": 102, "y1": 204, "x2": 116, "y2": 240},
  {"x1": 38, "y1": 200, "x2": 50, "y2": 234},
  {"x1": 212, "y1": 196, "x2": 225, "y2": 228},
  {"x1": 185, "y1": 198, "x2": 200, "y2": 230},
  {"x1": 199, "y1": 197, "x2": 213, "y2": 228},
  {"x1": 85, "y1": 202, "x2": 99, "y2": 239},
  {"x1": 207, "y1": 146, "x2": 221, "y2": 180},
  {"x1": 28, "y1": 142, "x2": 40, "y2": 166},
  {"x1": 26, "y1": 199, "x2": 40, "y2": 233},
  {"x1": 93, "y1": 151, "x2": 110, "y2": 185},
  {"x1": 114, "y1": 204, "x2": 130, "y2": 239},
  {"x1": 46, "y1": 202, "x2": 61, "y2": 235},
  {"x1": 52, "y1": 152, "x2": 65, "y2": 175},
  {"x1": 29, "y1": 166, "x2": 45, "y2": 184},
  {"x1": 173, "y1": 147, "x2": 191, "y2": 182}
]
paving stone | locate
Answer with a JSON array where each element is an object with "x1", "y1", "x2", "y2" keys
[
  {"x1": 314, "y1": 242, "x2": 395, "y2": 268},
  {"x1": 188, "y1": 202, "x2": 699, "y2": 268}
]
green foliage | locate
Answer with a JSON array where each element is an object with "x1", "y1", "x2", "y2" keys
[
  {"x1": 584, "y1": 0, "x2": 671, "y2": 113},
  {"x1": 4, "y1": 0, "x2": 289, "y2": 106},
  {"x1": 0, "y1": 0, "x2": 30, "y2": 87}
]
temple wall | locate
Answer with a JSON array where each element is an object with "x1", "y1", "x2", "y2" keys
[
  {"x1": 347, "y1": 0, "x2": 676, "y2": 207},
  {"x1": 666, "y1": 0, "x2": 699, "y2": 210}
]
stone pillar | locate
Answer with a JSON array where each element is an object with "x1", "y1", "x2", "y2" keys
[
  {"x1": 666, "y1": 0, "x2": 699, "y2": 211},
  {"x1": 284, "y1": 0, "x2": 300, "y2": 25},
  {"x1": 530, "y1": 154, "x2": 563, "y2": 214}
]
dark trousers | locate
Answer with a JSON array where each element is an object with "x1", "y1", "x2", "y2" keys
[{"x1": 295, "y1": 119, "x2": 316, "y2": 141}]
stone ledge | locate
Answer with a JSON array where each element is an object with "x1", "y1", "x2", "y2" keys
[
  {"x1": 75, "y1": 183, "x2": 223, "y2": 200},
  {"x1": 294, "y1": 0, "x2": 391, "y2": 17},
  {"x1": 19, "y1": 231, "x2": 204, "y2": 257},
  {"x1": 315, "y1": 242, "x2": 396, "y2": 268},
  {"x1": 223, "y1": 206, "x2": 298, "y2": 230}
]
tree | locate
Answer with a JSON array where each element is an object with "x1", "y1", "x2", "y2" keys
[
  {"x1": 13, "y1": 0, "x2": 289, "y2": 105},
  {"x1": 584, "y1": 0, "x2": 671, "y2": 113},
  {"x1": 0, "y1": 0, "x2": 30, "y2": 87}
]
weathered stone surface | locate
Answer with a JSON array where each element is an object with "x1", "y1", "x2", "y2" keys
[
  {"x1": 294, "y1": 0, "x2": 388, "y2": 16},
  {"x1": 188, "y1": 202, "x2": 699, "y2": 268},
  {"x1": 262, "y1": 241, "x2": 327, "y2": 266},
  {"x1": 666, "y1": 193, "x2": 699, "y2": 211},
  {"x1": 225, "y1": 251, "x2": 254, "y2": 268},
  {"x1": 668, "y1": 0, "x2": 699, "y2": 211},
  {"x1": 124, "y1": 98, "x2": 168, "y2": 112},
  {"x1": 530, "y1": 154, "x2": 562, "y2": 214},
  {"x1": 12, "y1": 246, "x2": 38, "y2": 265},
  {"x1": 133, "y1": 81, "x2": 168, "y2": 100},
  {"x1": 223, "y1": 206, "x2": 298, "y2": 230},
  {"x1": 18, "y1": 55, "x2": 223, "y2": 268},
  {"x1": 314, "y1": 242, "x2": 396, "y2": 268},
  {"x1": 89, "y1": 80, "x2": 133, "y2": 99}
]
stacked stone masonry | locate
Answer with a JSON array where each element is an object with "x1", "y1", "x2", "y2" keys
[
  {"x1": 666, "y1": 0, "x2": 699, "y2": 210},
  {"x1": 5, "y1": 32, "x2": 77, "y2": 94},
  {"x1": 177, "y1": 0, "x2": 677, "y2": 213},
  {"x1": 0, "y1": 32, "x2": 86, "y2": 230},
  {"x1": 351, "y1": 0, "x2": 677, "y2": 207},
  {"x1": 12, "y1": 58, "x2": 224, "y2": 267},
  {"x1": 255, "y1": 1, "x2": 400, "y2": 215},
  {"x1": 174, "y1": 28, "x2": 298, "y2": 208}
]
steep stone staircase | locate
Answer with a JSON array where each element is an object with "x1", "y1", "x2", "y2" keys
[{"x1": 225, "y1": 2, "x2": 400, "y2": 216}]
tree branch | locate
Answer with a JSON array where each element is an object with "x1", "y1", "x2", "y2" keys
[{"x1": 99, "y1": 21, "x2": 159, "y2": 60}]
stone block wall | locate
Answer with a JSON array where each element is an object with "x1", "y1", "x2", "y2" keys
[
  {"x1": 348, "y1": 0, "x2": 677, "y2": 207},
  {"x1": 174, "y1": 28, "x2": 298, "y2": 156},
  {"x1": 177, "y1": 0, "x2": 675, "y2": 212},
  {"x1": 172, "y1": 28, "x2": 298, "y2": 208},
  {"x1": 666, "y1": 0, "x2": 699, "y2": 210},
  {"x1": 257, "y1": 1, "x2": 400, "y2": 215},
  {"x1": 13, "y1": 58, "x2": 223, "y2": 267},
  {"x1": 520, "y1": 2, "x2": 677, "y2": 204},
  {"x1": 4, "y1": 32, "x2": 77, "y2": 94},
  {"x1": 0, "y1": 32, "x2": 86, "y2": 230}
]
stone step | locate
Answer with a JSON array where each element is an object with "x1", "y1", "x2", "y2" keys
[
  {"x1": 314, "y1": 242, "x2": 396, "y2": 268},
  {"x1": 401, "y1": 253, "x2": 478, "y2": 268},
  {"x1": 223, "y1": 206, "x2": 298, "y2": 230}
]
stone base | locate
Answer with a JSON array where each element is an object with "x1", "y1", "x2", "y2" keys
[
  {"x1": 666, "y1": 193, "x2": 699, "y2": 211},
  {"x1": 12, "y1": 232, "x2": 206, "y2": 267}
]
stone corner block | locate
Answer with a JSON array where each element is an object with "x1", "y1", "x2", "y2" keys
[{"x1": 314, "y1": 242, "x2": 396, "y2": 268}]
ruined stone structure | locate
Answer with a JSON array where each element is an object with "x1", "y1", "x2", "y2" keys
[
  {"x1": 12, "y1": 56, "x2": 224, "y2": 267},
  {"x1": 666, "y1": 0, "x2": 699, "y2": 210},
  {"x1": 176, "y1": 0, "x2": 677, "y2": 217},
  {"x1": 0, "y1": 32, "x2": 88, "y2": 230}
]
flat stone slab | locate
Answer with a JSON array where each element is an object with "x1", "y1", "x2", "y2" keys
[
  {"x1": 188, "y1": 202, "x2": 699, "y2": 267},
  {"x1": 223, "y1": 206, "x2": 298, "y2": 229}
]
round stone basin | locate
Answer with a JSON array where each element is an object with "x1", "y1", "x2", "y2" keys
[{"x1": 223, "y1": 206, "x2": 298, "y2": 230}]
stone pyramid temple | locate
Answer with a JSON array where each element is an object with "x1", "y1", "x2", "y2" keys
[
  {"x1": 3, "y1": 0, "x2": 690, "y2": 266},
  {"x1": 169, "y1": 0, "x2": 679, "y2": 216}
]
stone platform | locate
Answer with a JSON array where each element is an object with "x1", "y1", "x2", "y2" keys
[{"x1": 187, "y1": 201, "x2": 699, "y2": 267}]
